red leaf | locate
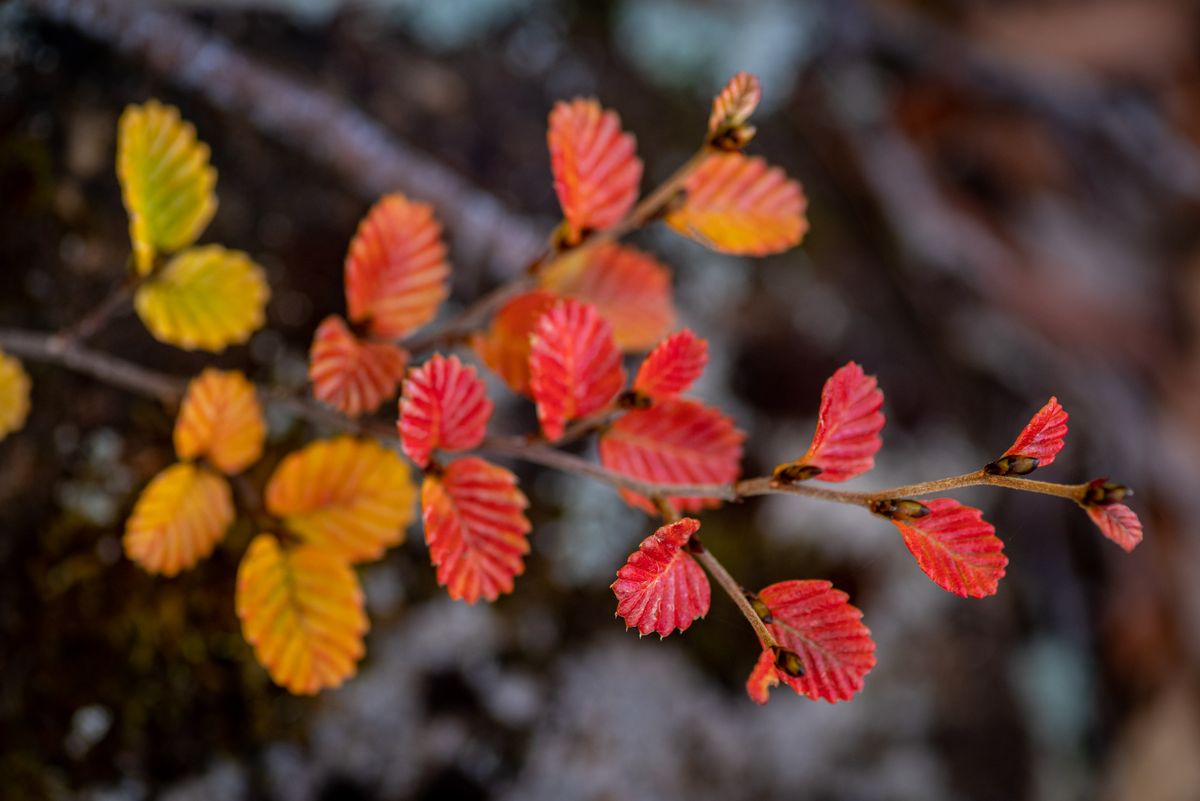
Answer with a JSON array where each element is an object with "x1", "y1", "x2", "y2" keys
[
  {"x1": 309, "y1": 315, "x2": 408, "y2": 418},
  {"x1": 745, "y1": 648, "x2": 781, "y2": 705},
  {"x1": 399, "y1": 354, "x2": 493, "y2": 468},
  {"x1": 884, "y1": 498, "x2": 1008, "y2": 598},
  {"x1": 757, "y1": 580, "x2": 876, "y2": 703},
  {"x1": 633, "y1": 330, "x2": 708, "y2": 400},
  {"x1": 472, "y1": 290, "x2": 558, "y2": 396},
  {"x1": 709, "y1": 72, "x2": 762, "y2": 134},
  {"x1": 345, "y1": 193, "x2": 450, "y2": 338},
  {"x1": 599, "y1": 398, "x2": 744, "y2": 515},
  {"x1": 1002, "y1": 396, "x2": 1069, "y2": 468},
  {"x1": 1086, "y1": 503, "x2": 1143, "y2": 552},
  {"x1": 421, "y1": 457, "x2": 531, "y2": 603},
  {"x1": 528, "y1": 299, "x2": 625, "y2": 441},
  {"x1": 611, "y1": 518, "x2": 710, "y2": 638},
  {"x1": 548, "y1": 98, "x2": 642, "y2": 242},
  {"x1": 789, "y1": 362, "x2": 884, "y2": 482}
]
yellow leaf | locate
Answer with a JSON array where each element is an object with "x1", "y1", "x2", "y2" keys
[
  {"x1": 236, "y1": 534, "x2": 367, "y2": 695},
  {"x1": 134, "y1": 244, "x2": 270, "y2": 352},
  {"x1": 174, "y1": 368, "x2": 266, "y2": 474},
  {"x1": 124, "y1": 462, "x2": 233, "y2": 576},
  {"x1": 265, "y1": 437, "x2": 416, "y2": 563},
  {"x1": 117, "y1": 100, "x2": 217, "y2": 276},
  {"x1": 0, "y1": 350, "x2": 31, "y2": 442}
]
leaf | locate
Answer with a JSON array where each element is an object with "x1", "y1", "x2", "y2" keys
[
  {"x1": 599, "y1": 398, "x2": 744, "y2": 514},
  {"x1": 612, "y1": 518, "x2": 710, "y2": 638},
  {"x1": 134, "y1": 245, "x2": 270, "y2": 352},
  {"x1": 236, "y1": 534, "x2": 368, "y2": 695},
  {"x1": 746, "y1": 648, "x2": 781, "y2": 705},
  {"x1": 174, "y1": 368, "x2": 266, "y2": 475},
  {"x1": 472, "y1": 290, "x2": 559, "y2": 396},
  {"x1": 995, "y1": 396, "x2": 1069, "y2": 471},
  {"x1": 882, "y1": 498, "x2": 1008, "y2": 598},
  {"x1": 265, "y1": 437, "x2": 417, "y2": 563},
  {"x1": 399, "y1": 354, "x2": 493, "y2": 469},
  {"x1": 123, "y1": 462, "x2": 233, "y2": 576},
  {"x1": 309, "y1": 315, "x2": 408, "y2": 418},
  {"x1": 666, "y1": 152, "x2": 807, "y2": 256},
  {"x1": 344, "y1": 193, "x2": 450, "y2": 338},
  {"x1": 0, "y1": 350, "x2": 31, "y2": 442},
  {"x1": 632, "y1": 329, "x2": 708, "y2": 400},
  {"x1": 529, "y1": 299, "x2": 625, "y2": 441},
  {"x1": 709, "y1": 72, "x2": 762, "y2": 134},
  {"x1": 421, "y1": 457, "x2": 531, "y2": 604},
  {"x1": 547, "y1": 98, "x2": 642, "y2": 242},
  {"x1": 117, "y1": 100, "x2": 217, "y2": 275},
  {"x1": 1085, "y1": 503, "x2": 1143, "y2": 552},
  {"x1": 780, "y1": 362, "x2": 884, "y2": 483},
  {"x1": 538, "y1": 243, "x2": 675, "y2": 351},
  {"x1": 756, "y1": 580, "x2": 876, "y2": 703}
]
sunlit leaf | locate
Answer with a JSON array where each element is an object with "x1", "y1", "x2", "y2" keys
[
  {"x1": 880, "y1": 498, "x2": 1007, "y2": 598},
  {"x1": 133, "y1": 245, "x2": 269, "y2": 352},
  {"x1": 1085, "y1": 503, "x2": 1143, "y2": 552},
  {"x1": 472, "y1": 290, "x2": 558, "y2": 396},
  {"x1": 989, "y1": 397, "x2": 1068, "y2": 474},
  {"x1": 174, "y1": 368, "x2": 265, "y2": 475},
  {"x1": 777, "y1": 361, "x2": 884, "y2": 483},
  {"x1": 117, "y1": 100, "x2": 217, "y2": 275},
  {"x1": 309, "y1": 315, "x2": 408, "y2": 418},
  {"x1": 421, "y1": 457, "x2": 531, "y2": 604},
  {"x1": 265, "y1": 437, "x2": 416, "y2": 564},
  {"x1": 398, "y1": 353, "x2": 493, "y2": 469},
  {"x1": 236, "y1": 534, "x2": 367, "y2": 695},
  {"x1": 612, "y1": 518, "x2": 709, "y2": 638},
  {"x1": 708, "y1": 72, "x2": 762, "y2": 134},
  {"x1": 0, "y1": 350, "x2": 31, "y2": 442},
  {"x1": 632, "y1": 329, "x2": 708, "y2": 400},
  {"x1": 746, "y1": 647, "x2": 781, "y2": 705},
  {"x1": 123, "y1": 462, "x2": 233, "y2": 576}
]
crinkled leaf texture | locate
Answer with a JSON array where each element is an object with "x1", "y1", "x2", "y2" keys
[
  {"x1": 538, "y1": 243, "x2": 675, "y2": 351},
  {"x1": 266, "y1": 437, "x2": 416, "y2": 564},
  {"x1": 473, "y1": 290, "x2": 558, "y2": 396},
  {"x1": 886, "y1": 498, "x2": 1007, "y2": 598},
  {"x1": 344, "y1": 193, "x2": 450, "y2": 338},
  {"x1": 1003, "y1": 396, "x2": 1068, "y2": 467},
  {"x1": 236, "y1": 534, "x2": 367, "y2": 695},
  {"x1": 548, "y1": 98, "x2": 642, "y2": 242},
  {"x1": 612, "y1": 518, "x2": 709, "y2": 638},
  {"x1": 123, "y1": 462, "x2": 233, "y2": 576},
  {"x1": 709, "y1": 72, "x2": 761, "y2": 134},
  {"x1": 633, "y1": 330, "x2": 708, "y2": 400},
  {"x1": 421, "y1": 457, "x2": 531, "y2": 604},
  {"x1": 599, "y1": 398, "x2": 744, "y2": 515},
  {"x1": 0, "y1": 350, "x2": 31, "y2": 442},
  {"x1": 117, "y1": 100, "x2": 216, "y2": 275},
  {"x1": 752, "y1": 580, "x2": 876, "y2": 704},
  {"x1": 529, "y1": 299, "x2": 625, "y2": 441},
  {"x1": 667, "y1": 152, "x2": 807, "y2": 256},
  {"x1": 1086, "y1": 503, "x2": 1143, "y2": 552},
  {"x1": 791, "y1": 362, "x2": 884, "y2": 482},
  {"x1": 399, "y1": 354, "x2": 493, "y2": 468},
  {"x1": 134, "y1": 245, "x2": 269, "y2": 352},
  {"x1": 309, "y1": 315, "x2": 408, "y2": 418},
  {"x1": 174, "y1": 368, "x2": 265, "y2": 474}
]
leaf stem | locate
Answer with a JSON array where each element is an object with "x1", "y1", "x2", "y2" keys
[{"x1": 692, "y1": 546, "x2": 778, "y2": 650}]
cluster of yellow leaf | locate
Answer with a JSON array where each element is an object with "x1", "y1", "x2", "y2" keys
[
  {"x1": 117, "y1": 101, "x2": 269, "y2": 352},
  {"x1": 0, "y1": 350, "x2": 31, "y2": 443}
]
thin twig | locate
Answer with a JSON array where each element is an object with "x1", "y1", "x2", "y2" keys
[{"x1": 693, "y1": 547, "x2": 778, "y2": 650}]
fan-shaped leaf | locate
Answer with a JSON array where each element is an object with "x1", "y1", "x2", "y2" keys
[
  {"x1": 0, "y1": 350, "x2": 31, "y2": 442},
  {"x1": 344, "y1": 193, "x2": 450, "y2": 338},
  {"x1": 236, "y1": 534, "x2": 367, "y2": 695},
  {"x1": 399, "y1": 354, "x2": 493, "y2": 468},
  {"x1": 265, "y1": 437, "x2": 416, "y2": 563},
  {"x1": 778, "y1": 362, "x2": 884, "y2": 483},
  {"x1": 633, "y1": 329, "x2": 708, "y2": 400},
  {"x1": 174, "y1": 368, "x2": 265, "y2": 475},
  {"x1": 134, "y1": 245, "x2": 269, "y2": 352},
  {"x1": 1085, "y1": 503, "x2": 1143, "y2": 552},
  {"x1": 612, "y1": 518, "x2": 709, "y2": 638},
  {"x1": 117, "y1": 100, "x2": 217, "y2": 275},
  {"x1": 709, "y1": 72, "x2": 762, "y2": 134},
  {"x1": 881, "y1": 498, "x2": 1007, "y2": 598},
  {"x1": 548, "y1": 98, "x2": 642, "y2": 242},
  {"x1": 529, "y1": 299, "x2": 625, "y2": 441},
  {"x1": 421, "y1": 457, "x2": 531, "y2": 604},
  {"x1": 666, "y1": 152, "x2": 807, "y2": 255},
  {"x1": 472, "y1": 290, "x2": 558, "y2": 396},
  {"x1": 599, "y1": 398, "x2": 744, "y2": 515},
  {"x1": 309, "y1": 315, "x2": 408, "y2": 418},
  {"x1": 123, "y1": 462, "x2": 233, "y2": 576},
  {"x1": 991, "y1": 397, "x2": 1068, "y2": 474}
]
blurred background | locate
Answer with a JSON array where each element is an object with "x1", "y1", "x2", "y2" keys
[{"x1": 3, "y1": 0, "x2": 1200, "y2": 798}]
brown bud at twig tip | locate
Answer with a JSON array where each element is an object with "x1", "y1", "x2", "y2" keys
[
  {"x1": 772, "y1": 461, "x2": 823, "y2": 484},
  {"x1": 985, "y1": 455, "x2": 1040, "y2": 476},
  {"x1": 1082, "y1": 479, "x2": 1130, "y2": 506},
  {"x1": 709, "y1": 124, "x2": 757, "y2": 151},
  {"x1": 870, "y1": 498, "x2": 930, "y2": 520},
  {"x1": 747, "y1": 593, "x2": 773, "y2": 623},
  {"x1": 775, "y1": 649, "x2": 805, "y2": 677},
  {"x1": 617, "y1": 390, "x2": 653, "y2": 410}
]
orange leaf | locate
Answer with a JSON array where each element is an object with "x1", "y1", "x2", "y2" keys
[
  {"x1": 309, "y1": 315, "x2": 408, "y2": 418},
  {"x1": 124, "y1": 462, "x2": 233, "y2": 576},
  {"x1": 783, "y1": 361, "x2": 884, "y2": 483},
  {"x1": 633, "y1": 329, "x2": 708, "y2": 400},
  {"x1": 421, "y1": 457, "x2": 531, "y2": 604},
  {"x1": 612, "y1": 518, "x2": 709, "y2": 638},
  {"x1": 0, "y1": 349, "x2": 31, "y2": 442},
  {"x1": 174, "y1": 368, "x2": 266, "y2": 475},
  {"x1": 709, "y1": 72, "x2": 762, "y2": 134},
  {"x1": 345, "y1": 193, "x2": 450, "y2": 338},
  {"x1": 882, "y1": 498, "x2": 1008, "y2": 598},
  {"x1": 1085, "y1": 503, "x2": 1143, "y2": 552},
  {"x1": 472, "y1": 289, "x2": 558, "y2": 396},
  {"x1": 746, "y1": 648, "x2": 781, "y2": 705},
  {"x1": 399, "y1": 354, "x2": 493, "y2": 468}
]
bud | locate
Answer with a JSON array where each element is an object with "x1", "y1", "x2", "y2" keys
[
  {"x1": 709, "y1": 124, "x2": 757, "y2": 151},
  {"x1": 1082, "y1": 479, "x2": 1130, "y2": 506},
  {"x1": 617, "y1": 389, "x2": 653, "y2": 411},
  {"x1": 773, "y1": 461, "x2": 823, "y2": 484},
  {"x1": 775, "y1": 648, "x2": 805, "y2": 677},
  {"x1": 985, "y1": 455, "x2": 1040, "y2": 476},
  {"x1": 747, "y1": 592, "x2": 773, "y2": 623},
  {"x1": 870, "y1": 498, "x2": 930, "y2": 520}
]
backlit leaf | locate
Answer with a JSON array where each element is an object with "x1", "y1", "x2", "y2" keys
[
  {"x1": 236, "y1": 534, "x2": 367, "y2": 695},
  {"x1": 1085, "y1": 503, "x2": 1143, "y2": 552},
  {"x1": 309, "y1": 315, "x2": 408, "y2": 418},
  {"x1": 344, "y1": 193, "x2": 450, "y2": 338},
  {"x1": 399, "y1": 354, "x2": 493, "y2": 469},
  {"x1": 123, "y1": 462, "x2": 233, "y2": 576},
  {"x1": 529, "y1": 299, "x2": 625, "y2": 441},
  {"x1": 0, "y1": 350, "x2": 31, "y2": 442},
  {"x1": 709, "y1": 72, "x2": 762, "y2": 134},
  {"x1": 746, "y1": 647, "x2": 781, "y2": 705},
  {"x1": 265, "y1": 437, "x2": 416, "y2": 563},
  {"x1": 472, "y1": 290, "x2": 558, "y2": 396},
  {"x1": 612, "y1": 517, "x2": 709, "y2": 638},
  {"x1": 117, "y1": 100, "x2": 217, "y2": 275},
  {"x1": 666, "y1": 152, "x2": 807, "y2": 256},
  {"x1": 174, "y1": 368, "x2": 265, "y2": 475},
  {"x1": 548, "y1": 98, "x2": 642, "y2": 242},
  {"x1": 421, "y1": 457, "x2": 531, "y2": 604},
  {"x1": 134, "y1": 245, "x2": 269, "y2": 352},
  {"x1": 999, "y1": 396, "x2": 1069, "y2": 470},
  {"x1": 780, "y1": 362, "x2": 884, "y2": 483},
  {"x1": 882, "y1": 498, "x2": 1007, "y2": 598},
  {"x1": 633, "y1": 329, "x2": 708, "y2": 400}
]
